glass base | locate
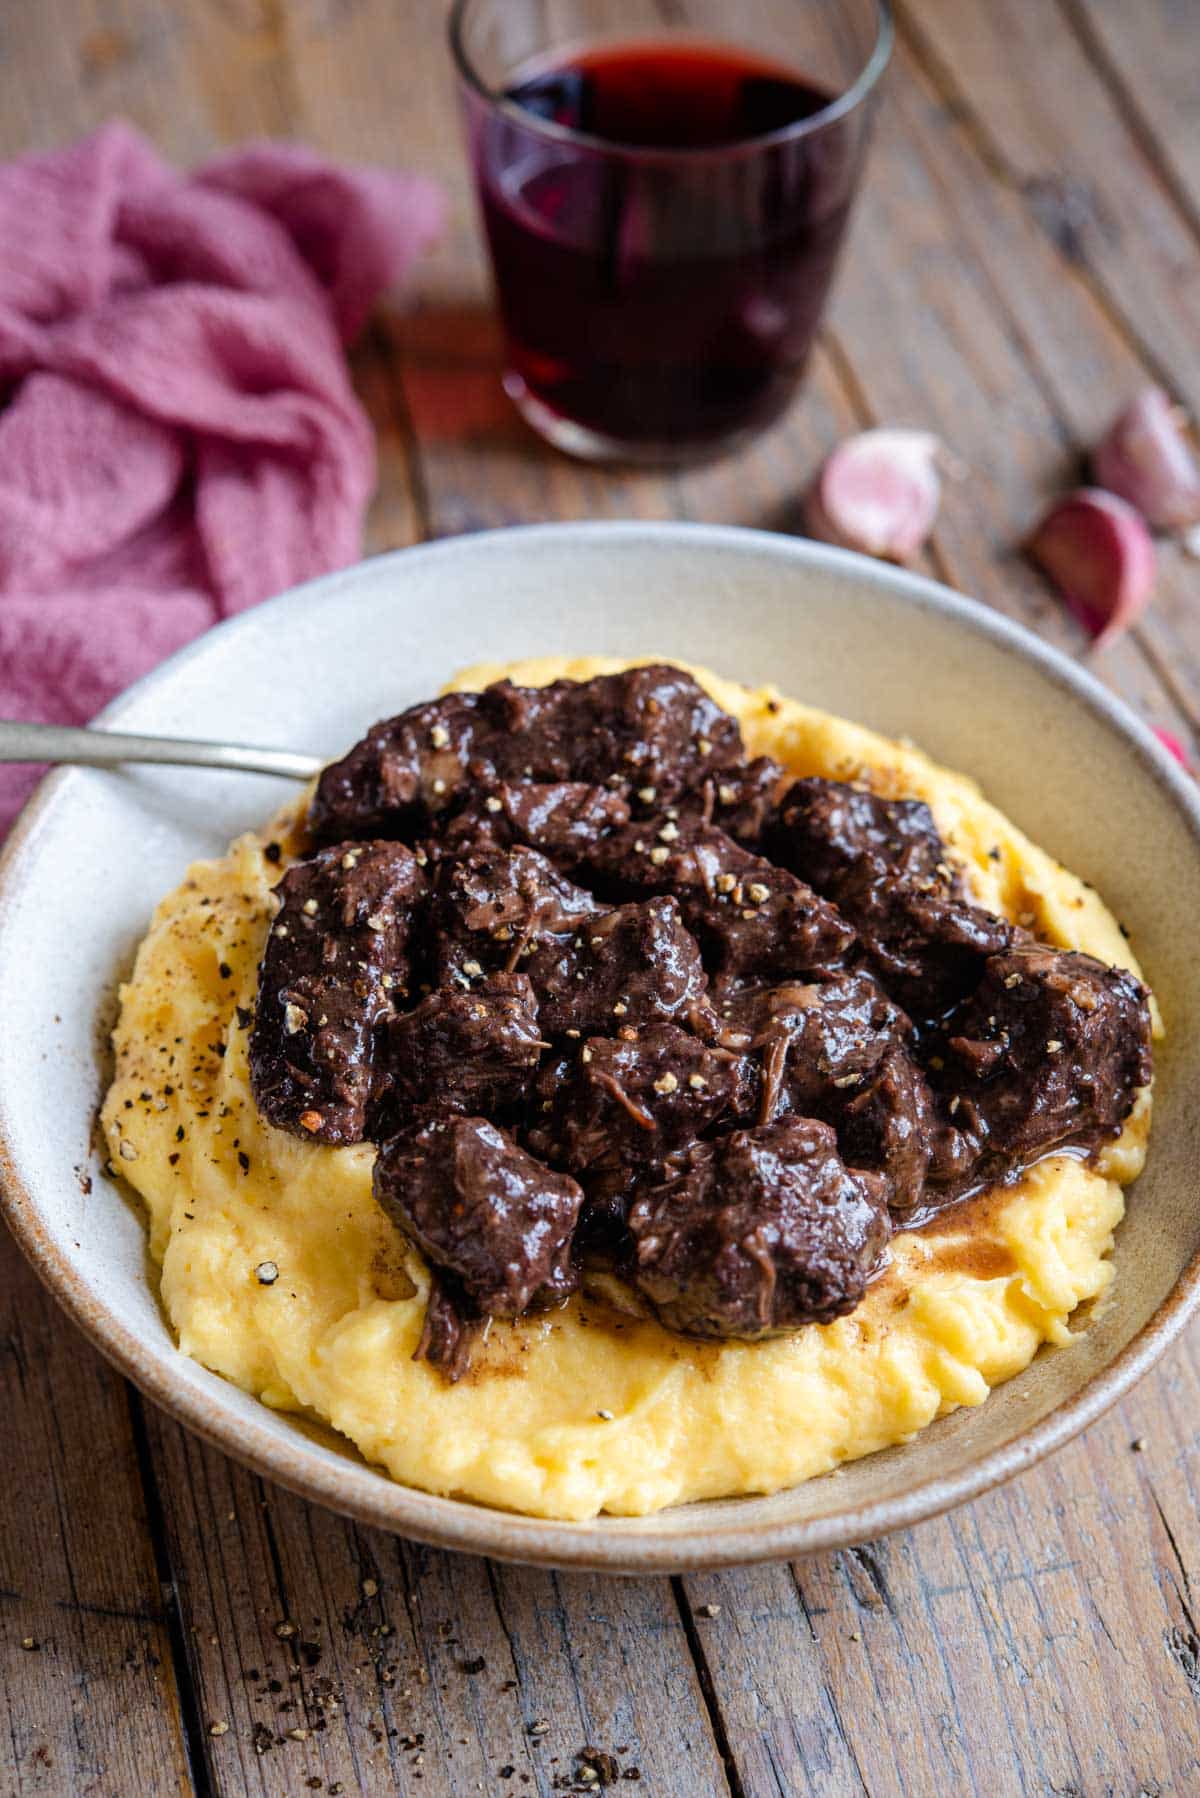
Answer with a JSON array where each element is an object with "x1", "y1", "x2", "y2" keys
[{"x1": 503, "y1": 370, "x2": 788, "y2": 468}]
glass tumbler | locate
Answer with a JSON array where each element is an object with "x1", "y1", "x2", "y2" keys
[{"x1": 450, "y1": 0, "x2": 892, "y2": 464}]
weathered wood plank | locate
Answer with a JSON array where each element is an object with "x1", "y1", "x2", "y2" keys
[
  {"x1": 894, "y1": 0, "x2": 1200, "y2": 416},
  {"x1": 1068, "y1": 0, "x2": 1200, "y2": 240},
  {"x1": 350, "y1": 331, "x2": 427, "y2": 557},
  {"x1": 676, "y1": 1350, "x2": 1200, "y2": 1798},
  {"x1": 143, "y1": 1401, "x2": 730, "y2": 1797},
  {"x1": 0, "y1": 1231, "x2": 196, "y2": 1796},
  {"x1": 0, "y1": 0, "x2": 253, "y2": 163}
]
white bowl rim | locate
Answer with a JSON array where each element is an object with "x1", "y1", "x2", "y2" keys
[{"x1": 2, "y1": 518, "x2": 1199, "y2": 1573}]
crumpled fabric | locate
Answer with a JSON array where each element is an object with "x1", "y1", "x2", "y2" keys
[{"x1": 0, "y1": 121, "x2": 443, "y2": 833}]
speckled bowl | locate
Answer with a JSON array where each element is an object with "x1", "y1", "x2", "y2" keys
[{"x1": 2, "y1": 522, "x2": 1198, "y2": 1572}]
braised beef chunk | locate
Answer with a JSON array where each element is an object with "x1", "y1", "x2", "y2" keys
[
  {"x1": 586, "y1": 818, "x2": 856, "y2": 982},
  {"x1": 769, "y1": 778, "x2": 1011, "y2": 1016},
  {"x1": 310, "y1": 692, "x2": 485, "y2": 842},
  {"x1": 875, "y1": 888, "x2": 1012, "y2": 1022},
  {"x1": 583, "y1": 812, "x2": 730, "y2": 900},
  {"x1": 495, "y1": 664, "x2": 745, "y2": 798},
  {"x1": 721, "y1": 974, "x2": 908, "y2": 1108},
  {"x1": 695, "y1": 855, "x2": 857, "y2": 985},
  {"x1": 436, "y1": 781, "x2": 632, "y2": 865},
  {"x1": 249, "y1": 841, "x2": 427, "y2": 1145},
  {"x1": 525, "y1": 897, "x2": 710, "y2": 1039},
  {"x1": 375, "y1": 1114, "x2": 583, "y2": 1324},
  {"x1": 528, "y1": 1024, "x2": 756, "y2": 1189},
  {"x1": 935, "y1": 942, "x2": 1153, "y2": 1193},
  {"x1": 721, "y1": 974, "x2": 935, "y2": 1211},
  {"x1": 429, "y1": 844, "x2": 600, "y2": 986},
  {"x1": 627, "y1": 1117, "x2": 892, "y2": 1338},
  {"x1": 839, "y1": 1046, "x2": 939, "y2": 1216},
  {"x1": 673, "y1": 754, "x2": 785, "y2": 844},
  {"x1": 772, "y1": 779, "x2": 948, "y2": 886},
  {"x1": 310, "y1": 666, "x2": 744, "y2": 844},
  {"x1": 255, "y1": 666, "x2": 1154, "y2": 1375},
  {"x1": 384, "y1": 973, "x2": 543, "y2": 1120},
  {"x1": 414, "y1": 1272, "x2": 479, "y2": 1382},
  {"x1": 712, "y1": 755, "x2": 786, "y2": 843}
]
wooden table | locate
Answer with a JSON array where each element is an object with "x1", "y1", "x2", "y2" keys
[{"x1": 3, "y1": 3, "x2": 1200, "y2": 1793}]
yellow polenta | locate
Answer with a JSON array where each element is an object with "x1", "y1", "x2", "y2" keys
[{"x1": 101, "y1": 658, "x2": 1154, "y2": 1521}]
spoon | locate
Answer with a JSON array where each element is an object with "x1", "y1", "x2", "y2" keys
[{"x1": 0, "y1": 719, "x2": 322, "y2": 782}]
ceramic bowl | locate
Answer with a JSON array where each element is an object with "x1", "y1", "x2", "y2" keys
[{"x1": 2, "y1": 522, "x2": 1198, "y2": 1573}]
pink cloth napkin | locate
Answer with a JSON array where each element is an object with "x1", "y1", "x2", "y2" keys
[{"x1": 0, "y1": 121, "x2": 443, "y2": 833}]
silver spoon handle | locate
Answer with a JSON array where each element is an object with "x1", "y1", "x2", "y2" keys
[{"x1": 0, "y1": 719, "x2": 322, "y2": 782}]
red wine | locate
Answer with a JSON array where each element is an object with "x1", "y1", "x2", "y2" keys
[
  {"x1": 471, "y1": 39, "x2": 865, "y2": 455},
  {"x1": 508, "y1": 40, "x2": 831, "y2": 148}
]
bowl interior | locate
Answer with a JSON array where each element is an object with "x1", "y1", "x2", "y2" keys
[{"x1": 2, "y1": 522, "x2": 1198, "y2": 1570}]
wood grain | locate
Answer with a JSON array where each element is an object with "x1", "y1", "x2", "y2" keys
[
  {"x1": 1069, "y1": 0, "x2": 1200, "y2": 242},
  {"x1": 143, "y1": 1403, "x2": 730, "y2": 1796},
  {"x1": 893, "y1": 0, "x2": 1200, "y2": 415},
  {"x1": 2, "y1": 2, "x2": 1200, "y2": 1795},
  {"x1": 676, "y1": 1361, "x2": 1200, "y2": 1798},
  {"x1": 0, "y1": 1231, "x2": 196, "y2": 1795}
]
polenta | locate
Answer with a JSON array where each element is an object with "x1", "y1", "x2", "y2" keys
[{"x1": 101, "y1": 659, "x2": 1154, "y2": 1521}]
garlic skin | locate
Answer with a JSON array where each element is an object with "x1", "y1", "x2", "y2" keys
[
  {"x1": 803, "y1": 430, "x2": 942, "y2": 564},
  {"x1": 1025, "y1": 487, "x2": 1156, "y2": 648},
  {"x1": 1092, "y1": 386, "x2": 1200, "y2": 530}
]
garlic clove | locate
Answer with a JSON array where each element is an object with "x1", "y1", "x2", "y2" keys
[
  {"x1": 1026, "y1": 487, "x2": 1156, "y2": 648},
  {"x1": 802, "y1": 430, "x2": 942, "y2": 564},
  {"x1": 1092, "y1": 386, "x2": 1200, "y2": 530},
  {"x1": 1152, "y1": 726, "x2": 1191, "y2": 771}
]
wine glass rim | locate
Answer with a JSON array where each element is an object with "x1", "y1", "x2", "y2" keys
[{"x1": 447, "y1": 1, "x2": 894, "y2": 160}]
